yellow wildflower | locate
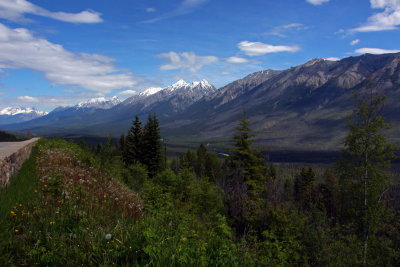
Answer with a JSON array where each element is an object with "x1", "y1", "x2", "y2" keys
[{"x1": 14, "y1": 229, "x2": 19, "y2": 233}]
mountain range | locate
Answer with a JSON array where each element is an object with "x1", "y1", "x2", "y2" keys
[
  {"x1": 0, "y1": 107, "x2": 48, "y2": 125},
  {"x1": 2, "y1": 53, "x2": 400, "y2": 151}
]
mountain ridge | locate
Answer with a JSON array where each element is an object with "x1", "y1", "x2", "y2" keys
[{"x1": 2, "y1": 53, "x2": 400, "y2": 150}]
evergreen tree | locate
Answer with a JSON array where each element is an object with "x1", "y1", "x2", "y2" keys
[
  {"x1": 229, "y1": 111, "x2": 267, "y2": 199},
  {"x1": 120, "y1": 132, "x2": 125, "y2": 156},
  {"x1": 125, "y1": 115, "x2": 143, "y2": 166},
  {"x1": 294, "y1": 167, "x2": 315, "y2": 210},
  {"x1": 338, "y1": 89, "x2": 397, "y2": 266},
  {"x1": 269, "y1": 163, "x2": 277, "y2": 181},
  {"x1": 320, "y1": 169, "x2": 338, "y2": 219},
  {"x1": 142, "y1": 113, "x2": 162, "y2": 177},
  {"x1": 196, "y1": 144, "x2": 207, "y2": 178}
]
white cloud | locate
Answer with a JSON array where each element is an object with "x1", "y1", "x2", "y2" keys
[
  {"x1": 146, "y1": 7, "x2": 156, "y2": 12},
  {"x1": 0, "y1": 0, "x2": 102, "y2": 23},
  {"x1": 306, "y1": 0, "x2": 330, "y2": 5},
  {"x1": 267, "y1": 23, "x2": 308, "y2": 37},
  {"x1": 352, "y1": 0, "x2": 400, "y2": 32},
  {"x1": 0, "y1": 23, "x2": 138, "y2": 94},
  {"x1": 117, "y1": 89, "x2": 137, "y2": 96},
  {"x1": 143, "y1": 0, "x2": 208, "y2": 23},
  {"x1": 325, "y1": 57, "x2": 341, "y2": 61},
  {"x1": 350, "y1": 39, "x2": 360, "y2": 45},
  {"x1": 225, "y1": 56, "x2": 249, "y2": 64},
  {"x1": 355, "y1": 47, "x2": 400, "y2": 54},
  {"x1": 158, "y1": 51, "x2": 218, "y2": 72},
  {"x1": 238, "y1": 41, "x2": 300, "y2": 56},
  {"x1": 17, "y1": 95, "x2": 38, "y2": 102}
]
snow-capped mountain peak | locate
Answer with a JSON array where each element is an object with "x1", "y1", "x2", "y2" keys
[
  {"x1": 77, "y1": 96, "x2": 121, "y2": 109},
  {"x1": 140, "y1": 87, "x2": 163, "y2": 96},
  {"x1": 167, "y1": 80, "x2": 188, "y2": 91},
  {"x1": 0, "y1": 107, "x2": 48, "y2": 116}
]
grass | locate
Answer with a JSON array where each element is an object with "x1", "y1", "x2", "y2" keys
[
  {"x1": 0, "y1": 139, "x2": 145, "y2": 266},
  {"x1": 0, "y1": 138, "x2": 246, "y2": 266},
  {"x1": 0, "y1": 144, "x2": 38, "y2": 263}
]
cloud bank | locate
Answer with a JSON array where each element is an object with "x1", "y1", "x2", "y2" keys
[
  {"x1": 353, "y1": 0, "x2": 400, "y2": 32},
  {"x1": 0, "y1": 23, "x2": 138, "y2": 94}
]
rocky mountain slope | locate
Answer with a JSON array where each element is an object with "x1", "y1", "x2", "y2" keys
[
  {"x1": 2, "y1": 53, "x2": 400, "y2": 150},
  {"x1": 161, "y1": 53, "x2": 400, "y2": 150}
]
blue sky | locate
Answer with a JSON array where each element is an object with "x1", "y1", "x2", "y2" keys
[{"x1": 0, "y1": 0, "x2": 399, "y2": 111}]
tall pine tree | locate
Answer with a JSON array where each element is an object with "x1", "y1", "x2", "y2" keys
[
  {"x1": 124, "y1": 115, "x2": 143, "y2": 166},
  {"x1": 338, "y1": 88, "x2": 397, "y2": 266},
  {"x1": 230, "y1": 110, "x2": 267, "y2": 198},
  {"x1": 142, "y1": 113, "x2": 162, "y2": 177}
]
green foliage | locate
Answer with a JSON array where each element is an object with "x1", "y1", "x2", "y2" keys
[
  {"x1": 125, "y1": 115, "x2": 143, "y2": 166},
  {"x1": 229, "y1": 111, "x2": 267, "y2": 198},
  {"x1": 294, "y1": 167, "x2": 316, "y2": 210},
  {"x1": 338, "y1": 88, "x2": 398, "y2": 265},
  {"x1": 142, "y1": 113, "x2": 163, "y2": 177},
  {"x1": 123, "y1": 113, "x2": 163, "y2": 178},
  {"x1": 123, "y1": 163, "x2": 148, "y2": 191}
]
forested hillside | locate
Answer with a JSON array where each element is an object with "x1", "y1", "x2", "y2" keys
[{"x1": 1, "y1": 90, "x2": 399, "y2": 266}]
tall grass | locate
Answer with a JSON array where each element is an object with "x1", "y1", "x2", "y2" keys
[
  {"x1": 0, "y1": 144, "x2": 38, "y2": 263},
  {"x1": 0, "y1": 139, "x2": 245, "y2": 266}
]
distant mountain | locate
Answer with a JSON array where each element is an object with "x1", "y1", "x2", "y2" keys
[
  {"x1": 2, "y1": 80, "x2": 216, "y2": 136},
  {"x1": 3, "y1": 54, "x2": 400, "y2": 151},
  {"x1": 0, "y1": 107, "x2": 47, "y2": 125},
  {"x1": 76, "y1": 96, "x2": 121, "y2": 110},
  {"x1": 122, "y1": 79, "x2": 216, "y2": 112},
  {"x1": 161, "y1": 53, "x2": 400, "y2": 150}
]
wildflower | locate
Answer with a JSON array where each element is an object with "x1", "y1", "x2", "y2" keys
[
  {"x1": 19, "y1": 204, "x2": 22, "y2": 207},
  {"x1": 34, "y1": 189, "x2": 37, "y2": 193},
  {"x1": 14, "y1": 229, "x2": 19, "y2": 233},
  {"x1": 105, "y1": 234, "x2": 112, "y2": 240},
  {"x1": 50, "y1": 221, "x2": 55, "y2": 225},
  {"x1": 44, "y1": 185, "x2": 47, "y2": 188},
  {"x1": 104, "y1": 195, "x2": 107, "y2": 199},
  {"x1": 10, "y1": 211, "x2": 16, "y2": 216}
]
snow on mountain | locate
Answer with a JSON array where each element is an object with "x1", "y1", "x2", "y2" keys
[
  {"x1": 164, "y1": 79, "x2": 214, "y2": 93},
  {"x1": 0, "y1": 107, "x2": 48, "y2": 116},
  {"x1": 76, "y1": 96, "x2": 121, "y2": 109},
  {"x1": 139, "y1": 87, "x2": 163, "y2": 96},
  {"x1": 0, "y1": 107, "x2": 48, "y2": 125},
  {"x1": 166, "y1": 80, "x2": 189, "y2": 91}
]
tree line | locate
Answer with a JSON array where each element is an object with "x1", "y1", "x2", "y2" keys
[{"x1": 89, "y1": 87, "x2": 400, "y2": 266}]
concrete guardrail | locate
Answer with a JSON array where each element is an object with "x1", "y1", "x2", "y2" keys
[{"x1": 0, "y1": 138, "x2": 40, "y2": 188}]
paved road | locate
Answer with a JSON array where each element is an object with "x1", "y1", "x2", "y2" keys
[{"x1": 0, "y1": 138, "x2": 40, "y2": 159}]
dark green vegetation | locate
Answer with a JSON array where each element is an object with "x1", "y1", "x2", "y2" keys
[
  {"x1": 0, "y1": 130, "x2": 27, "y2": 141},
  {"x1": 1, "y1": 89, "x2": 400, "y2": 266}
]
